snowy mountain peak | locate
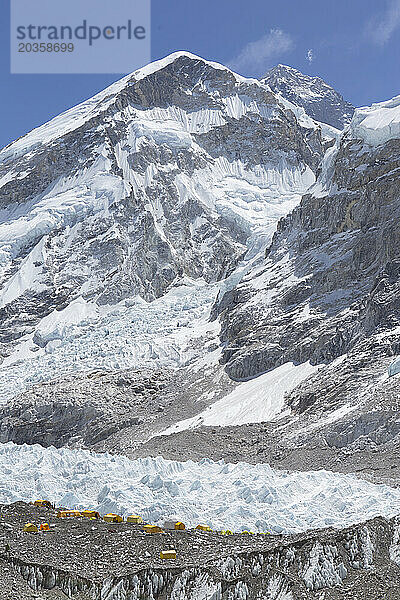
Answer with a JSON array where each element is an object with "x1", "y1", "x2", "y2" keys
[
  {"x1": 0, "y1": 52, "x2": 270, "y2": 162},
  {"x1": 261, "y1": 63, "x2": 355, "y2": 129},
  {"x1": 131, "y1": 51, "x2": 250, "y2": 83},
  {"x1": 0, "y1": 51, "x2": 326, "y2": 404},
  {"x1": 273, "y1": 63, "x2": 300, "y2": 73}
]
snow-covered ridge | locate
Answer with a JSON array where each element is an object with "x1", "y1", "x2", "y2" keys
[
  {"x1": 2, "y1": 442, "x2": 400, "y2": 534},
  {"x1": 0, "y1": 52, "x2": 321, "y2": 163},
  {"x1": 131, "y1": 50, "x2": 260, "y2": 85},
  {"x1": 0, "y1": 74, "x2": 133, "y2": 162},
  {"x1": 0, "y1": 52, "x2": 248, "y2": 162},
  {"x1": 349, "y1": 94, "x2": 400, "y2": 146}
]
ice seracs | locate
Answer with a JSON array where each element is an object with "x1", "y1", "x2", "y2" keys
[
  {"x1": 2, "y1": 442, "x2": 400, "y2": 535},
  {"x1": 349, "y1": 94, "x2": 400, "y2": 146}
]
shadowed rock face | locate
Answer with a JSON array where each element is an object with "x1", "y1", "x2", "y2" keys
[
  {"x1": 216, "y1": 132, "x2": 400, "y2": 381},
  {"x1": 261, "y1": 64, "x2": 355, "y2": 129}
]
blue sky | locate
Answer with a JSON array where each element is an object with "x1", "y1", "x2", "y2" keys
[{"x1": 1, "y1": 0, "x2": 400, "y2": 149}]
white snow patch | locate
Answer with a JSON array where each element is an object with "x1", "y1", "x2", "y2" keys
[
  {"x1": 0, "y1": 152, "x2": 129, "y2": 286},
  {"x1": 0, "y1": 76, "x2": 133, "y2": 162},
  {"x1": 159, "y1": 362, "x2": 320, "y2": 435},
  {"x1": 273, "y1": 94, "x2": 318, "y2": 131},
  {"x1": 390, "y1": 524, "x2": 400, "y2": 565},
  {"x1": 34, "y1": 297, "x2": 99, "y2": 346},
  {"x1": 0, "y1": 236, "x2": 47, "y2": 308},
  {"x1": 303, "y1": 542, "x2": 346, "y2": 591},
  {"x1": 388, "y1": 355, "x2": 400, "y2": 378}
]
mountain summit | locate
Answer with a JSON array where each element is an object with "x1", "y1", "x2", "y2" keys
[{"x1": 261, "y1": 64, "x2": 355, "y2": 129}]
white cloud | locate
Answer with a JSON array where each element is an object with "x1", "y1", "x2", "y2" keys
[
  {"x1": 368, "y1": 0, "x2": 400, "y2": 45},
  {"x1": 306, "y1": 49, "x2": 314, "y2": 63},
  {"x1": 229, "y1": 29, "x2": 294, "y2": 76}
]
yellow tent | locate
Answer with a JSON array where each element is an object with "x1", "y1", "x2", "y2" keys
[
  {"x1": 144, "y1": 524, "x2": 164, "y2": 534},
  {"x1": 196, "y1": 524, "x2": 211, "y2": 532},
  {"x1": 23, "y1": 523, "x2": 38, "y2": 533},
  {"x1": 81, "y1": 510, "x2": 100, "y2": 519},
  {"x1": 103, "y1": 513, "x2": 123, "y2": 523},
  {"x1": 160, "y1": 549, "x2": 176, "y2": 559},
  {"x1": 127, "y1": 515, "x2": 143, "y2": 524},
  {"x1": 164, "y1": 520, "x2": 186, "y2": 530},
  {"x1": 34, "y1": 500, "x2": 53, "y2": 509}
]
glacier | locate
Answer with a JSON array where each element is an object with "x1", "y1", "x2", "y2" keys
[
  {"x1": 0, "y1": 278, "x2": 221, "y2": 402},
  {"x1": 2, "y1": 442, "x2": 400, "y2": 535}
]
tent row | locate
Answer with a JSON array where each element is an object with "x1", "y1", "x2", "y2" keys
[{"x1": 32, "y1": 500, "x2": 270, "y2": 535}]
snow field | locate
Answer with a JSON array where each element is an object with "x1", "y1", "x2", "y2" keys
[
  {"x1": 2, "y1": 442, "x2": 400, "y2": 535},
  {"x1": 160, "y1": 361, "x2": 319, "y2": 434}
]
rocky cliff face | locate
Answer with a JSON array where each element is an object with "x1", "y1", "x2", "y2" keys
[
  {"x1": 217, "y1": 125, "x2": 400, "y2": 379},
  {"x1": 208, "y1": 95, "x2": 400, "y2": 468},
  {"x1": 261, "y1": 64, "x2": 355, "y2": 129}
]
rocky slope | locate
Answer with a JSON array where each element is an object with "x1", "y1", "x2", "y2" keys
[
  {"x1": 261, "y1": 64, "x2": 354, "y2": 129},
  {"x1": 2, "y1": 502, "x2": 400, "y2": 600},
  {"x1": 205, "y1": 94, "x2": 400, "y2": 479}
]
